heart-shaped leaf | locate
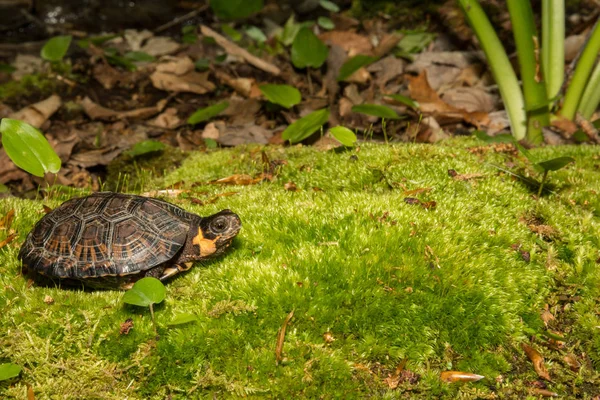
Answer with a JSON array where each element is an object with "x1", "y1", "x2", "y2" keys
[
  {"x1": 210, "y1": 0, "x2": 263, "y2": 19},
  {"x1": 329, "y1": 126, "x2": 357, "y2": 146},
  {"x1": 125, "y1": 140, "x2": 166, "y2": 157},
  {"x1": 0, "y1": 118, "x2": 61, "y2": 177},
  {"x1": 282, "y1": 108, "x2": 330, "y2": 143},
  {"x1": 41, "y1": 35, "x2": 72, "y2": 62},
  {"x1": 536, "y1": 157, "x2": 575, "y2": 172},
  {"x1": 337, "y1": 55, "x2": 377, "y2": 81},
  {"x1": 168, "y1": 313, "x2": 199, "y2": 326},
  {"x1": 351, "y1": 104, "x2": 401, "y2": 120},
  {"x1": 384, "y1": 94, "x2": 420, "y2": 109},
  {"x1": 259, "y1": 84, "x2": 301, "y2": 108},
  {"x1": 0, "y1": 363, "x2": 21, "y2": 381},
  {"x1": 188, "y1": 101, "x2": 230, "y2": 125},
  {"x1": 291, "y1": 27, "x2": 329, "y2": 69},
  {"x1": 123, "y1": 277, "x2": 166, "y2": 307}
]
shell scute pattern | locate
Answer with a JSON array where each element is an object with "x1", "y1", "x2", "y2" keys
[{"x1": 21, "y1": 192, "x2": 191, "y2": 279}]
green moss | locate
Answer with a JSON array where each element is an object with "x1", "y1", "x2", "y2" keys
[
  {"x1": 0, "y1": 74, "x2": 57, "y2": 100},
  {"x1": 2, "y1": 138, "x2": 600, "y2": 398}
]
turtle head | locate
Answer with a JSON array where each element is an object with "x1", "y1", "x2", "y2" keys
[{"x1": 192, "y1": 210, "x2": 241, "y2": 258}]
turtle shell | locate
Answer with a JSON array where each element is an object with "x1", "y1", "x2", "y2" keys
[{"x1": 19, "y1": 192, "x2": 194, "y2": 280}]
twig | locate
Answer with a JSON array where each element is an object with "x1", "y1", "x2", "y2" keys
[
  {"x1": 200, "y1": 25, "x2": 281, "y2": 76},
  {"x1": 154, "y1": 4, "x2": 209, "y2": 34},
  {"x1": 275, "y1": 310, "x2": 294, "y2": 365}
]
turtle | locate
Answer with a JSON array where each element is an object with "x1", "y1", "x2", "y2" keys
[{"x1": 18, "y1": 192, "x2": 241, "y2": 290}]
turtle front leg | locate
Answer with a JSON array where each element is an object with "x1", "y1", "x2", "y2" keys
[{"x1": 158, "y1": 262, "x2": 194, "y2": 282}]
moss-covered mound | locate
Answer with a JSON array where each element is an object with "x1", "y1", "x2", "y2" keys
[{"x1": 1, "y1": 138, "x2": 599, "y2": 398}]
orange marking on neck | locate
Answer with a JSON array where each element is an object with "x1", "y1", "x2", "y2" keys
[{"x1": 192, "y1": 227, "x2": 218, "y2": 257}]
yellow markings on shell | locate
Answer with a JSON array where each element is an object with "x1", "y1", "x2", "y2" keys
[{"x1": 192, "y1": 227, "x2": 218, "y2": 257}]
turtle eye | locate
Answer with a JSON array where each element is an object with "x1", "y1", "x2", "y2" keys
[{"x1": 210, "y1": 216, "x2": 229, "y2": 233}]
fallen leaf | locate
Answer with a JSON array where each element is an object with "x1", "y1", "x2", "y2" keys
[
  {"x1": 563, "y1": 354, "x2": 580, "y2": 372},
  {"x1": 541, "y1": 307, "x2": 555, "y2": 327},
  {"x1": 140, "y1": 189, "x2": 187, "y2": 198},
  {"x1": 441, "y1": 87, "x2": 497, "y2": 113},
  {"x1": 275, "y1": 310, "x2": 294, "y2": 365},
  {"x1": 0, "y1": 209, "x2": 15, "y2": 230},
  {"x1": 42, "y1": 205, "x2": 53, "y2": 214},
  {"x1": 530, "y1": 388, "x2": 559, "y2": 397},
  {"x1": 43, "y1": 295, "x2": 54, "y2": 305},
  {"x1": 404, "y1": 197, "x2": 421, "y2": 205},
  {"x1": 0, "y1": 233, "x2": 17, "y2": 250},
  {"x1": 120, "y1": 318, "x2": 134, "y2": 335},
  {"x1": 367, "y1": 55, "x2": 405, "y2": 89},
  {"x1": 284, "y1": 181, "x2": 298, "y2": 191},
  {"x1": 405, "y1": 51, "x2": 484, "y2": 91},
  {"x1": 149, "y1": 108, "x2": 182, "y2": 129},
  {"x1": 139, "y1": 36, "x2": 180, "y2": 56},
  {"x1": 211, "y1": 174, "x2": 261, "y2": 185},
  {"x1": 9, "y1": 94, "x2": 62, "y2": 128},
  {"x1": 27, "y1": 385, "x2": 34, "y2": 400},
  {"x1": 11, "y1": 54, "x2": 43, "y2": 80},
  {"x1": 150, "y1": 57, "x2": 216, "y2": 94},
  {"x1": 79, "y1": 97, "x2": 164, "y2": 121},
  {"x1": 522, "y1": 343, "x2": 551, "y2": 381},
  {"x1": 323, "y1": 332, "x2": 335, "y2": 343},
  {"x1": 440, "y1": 370, "x2": 485, "y2": 383},
  {"x1": 319, "y1": 30, "x2": 373, "y2": 56},
  {"x1": 402, "y1": 187, "x2": 431, "y2": 196}
]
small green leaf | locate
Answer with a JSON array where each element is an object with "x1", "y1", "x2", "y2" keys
[
  {"x1": 123, "y1": 277, "x2": 166, "y2": 307},
  {"x1": 125, "y1": 140, "x2": 166, "y2": 157},
  {"x1": 536, "y1": 157, "x2": 575, "y2": 172},
  {"x1": 319, "y1": 0, "x2": 340, "y2": 12},
  {"x1": 337, "y1": 55, "x2": 377, "y2": 81},
  {"x1": 384, "y1": 94, "x2": 420, "y2": 109},
  {"x1": 282, "y1": 108, "x2": 330, "y2": 143},
  {"x1": 351, "y1": 104, "x2": 401, "y2": 119},
  {"x1": 259, "y1": 84, "x2": 301, "y2": 108},
  {"x1": 474, "y1": 130, "x2": 515, "y2": 144},
  {"x1": 210, "y1": 0, "x2": 263, "y2": 19},
  {"x1": 124, "y1": 51, "x2": 156, "y2": 63},
  {"x1": 1, "y1": 118, "x2": 61, "y2": 177},
  {"x1": 291, "y1": 27, "x2": 329, "y2": 69},
  {"x1": 317, "y1": 16, "x2": 335, "y2": 30},
  {"x1": 0, "y1": 363, "x2": 21, "y2": 381},
  {"x1": 182, "y1": 25, "x2": 198, "y2": 44},
  {"x1": 195, "y1": 58, "x2": 210, "y2": 71},
  {"x1": 188, "y1": 102, "x2": 230, "y2": 125},
  {"x1": 246, "y1": 26, "x2": 267, "y2": 43},
  {"x1": 329, "y1": 126, "x2": 357, "y2": 146},
  {"x1": 41, "y1": 35, "x2": 72, "y2": 62},
  {"x1": 77, "y1": 34, "x2": 119, "y2": 49},
  {"x1": 0, "y1": 183, "x2": 8, "y2": 193},
  {"x1": 204, "y1": 138, "x2": 218, "y2": 149},
  {"x1": 280, "y1": 15, "x2": 301, "y2": 46},
  {"x1": 396, "y1": 31, "x2": 436, "y2": 55},
  {"x1": 168, "y1": 313, "x2": 199, "y2": 326},
  {"x1": 221, "y1": 24, "x2": 242, "y2": 42}
]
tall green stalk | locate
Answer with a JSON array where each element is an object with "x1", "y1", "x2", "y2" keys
[
  {"x1": 578, "y1": 59, "x2": 600, "y2": 119},
  {"x1": 507, "y1": 0, "x2": 549, "y2": 145},
  {"x1": 541, "y1": 0, "x2": 564, "y2": 102},
  {"x1": 457, "y1": 0, "x2": 527, "y2": 141},
  {"x1": 560, "y1": 21, "x2": 600, "y2": 120}
]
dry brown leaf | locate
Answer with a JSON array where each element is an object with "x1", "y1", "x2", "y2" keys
[
  {"x1": 319, "y1": 30, "x2": 373, "y2": 56},
  {"x1": 42, "y1": 205, "x2": 53, "y2": 214},
  {"x1": 403, "y1": 188, "x2": 431, "y2": 196},
  {"x1": 79, "y1": 97, "x2": 163, "y2": 121},
  {"x1": 368, "y1": 55, "x2": 405, "y2": 89},
  {"x1": 150, "y1": 57, "x2": 216, "y2": 94},
  {"x1": 43, "y1": 295, "x2": 54, "y2": 305},
  {"x1": 141, "y1": 189, "x2": 187, "y2": 197},
  {"x1": 0, "y1": 209, "x2": 15, "y2": 230},
  {"x1": 149, "y1": 108, "x2": 182, "y2": 129},
  {"x1": 212, "y1": 174, "x2": 261, "y2": 185},
  {"x1": 408, "y1": 71, "x2": 490, "y2": 128},
  {"x1": 441, "y1": 87, "x2": 497, "y2": 113},
  {"x1": 275, "y1": 310, "x2": 294, "y2": 365},
  {"x1": 9, "y1": 94, "x2": 62, "y2": 128},
  {"x1": 217, "y1": 123, "x2": 272, "y2": 146},
  {"x1": 323, "y1": 332, "x2": 335, "y2": 343},
  {"x1": 440, "y1": 370, "x2": 485, "y2": 383},
  {"x1": 563, "y1": 354, "x2": 580, "y2": 372},
  {"x1": 11, "y1": 54, "x2": 43, "y2": 80},
  {"x1": 284, "y1": 181, "x2": 298, "y2": 191},
  {"x1": 405, "y1": 51, "x2": 484, "y2": 90},
  {"x1": 384, "y1": 359, "x2": 407, "y2": 389},
  {"x1": 530, "y1": 388, "x2": 559, "y2": 397},
  {"x1": 0, "y1": 233, "x2": 17, "y2": 250},
  {"x1": 522, "y1": 343, "x2": 551, "y2": 381},
  {"x1": 119, "y1": 318, "x2": 134, "y2": 335},
  {"x1": 541, "y1": 308, "x2": 555, "y2": 327},
  {"x1": 139, "y1": 36, "x2": 180, "y2": 56},
  {"x1": 27, "y1": 385, "x2": 34, "y2": 400},
  {"x1": 372, "y1": 33, "x2": 403, "y2": 58}
]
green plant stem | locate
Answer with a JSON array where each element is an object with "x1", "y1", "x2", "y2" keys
[
  {"x1": 537, "y1": 170, "x2": 548, "y2": 197},
  {"x1": 541, "y1": 0, "x2": 564, "y2": 102},
  {"x1": 578, "y1": 56, "x2": 600, "y2": 119},
  {"x1": 457, "y1": 0, "x2": 527, "y2": 141},
  {"x1": 560, "y1": 20, "x2": 600, "y2": 120},
  {"x1": 149, "y1": 303, "x2": 158, "y2": 338},
  {"x1": 507, "y1": 0, "x2": 549, "y2": 145}
]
